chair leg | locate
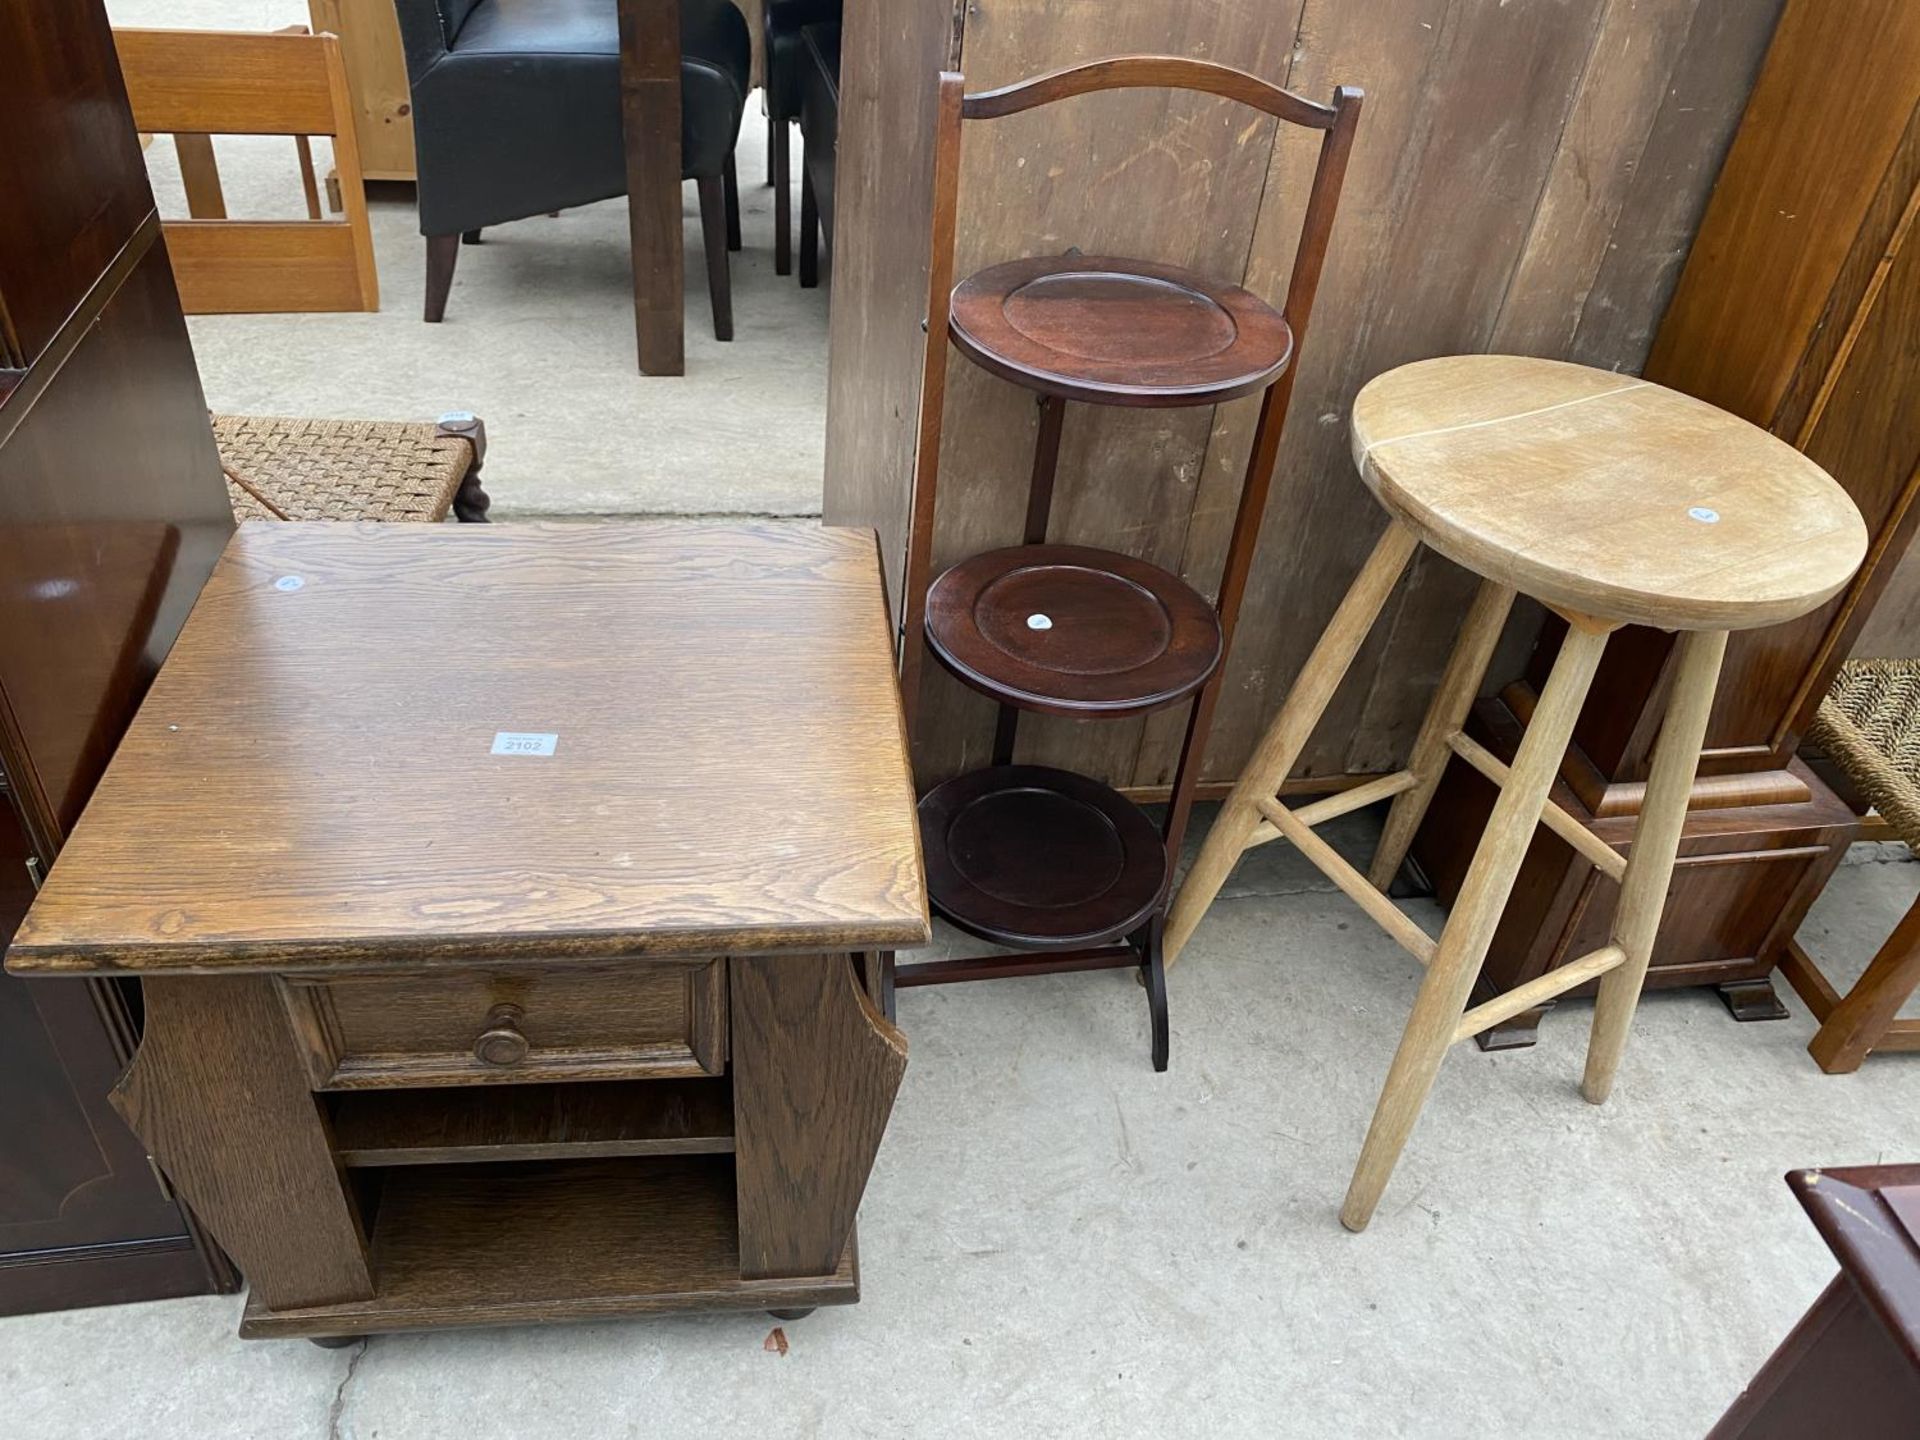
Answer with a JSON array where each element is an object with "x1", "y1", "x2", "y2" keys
[
  {"x1": 1582, "y1": 628, "x2": 1726, "y2": 1104},
  {"x1": 1165, "y1": 522, "x2": 1420, "y2": 967},
  {"x1": 696, "y1": 174, "x2": 734, "y2": 342},
  {"x1": 1807, "y1": 897, "x2": 1920, "y2": 1073},
  {"x1": 799, "y1": 167, "x2": 820, "y2": 288},
  {"x1": 723, "y1": 151, "x2": 742, "y2": 253},
  {"x1": 773, "y1": 118, "x2": 792, "y2": 276},
  {"x1": 423, "y1": 234, "x2": 460, "y2": 323},
  {"x1": 1368, "y1": 578, "x2": 1518, "y2": 890},
  {"x1": 1341, "y1": 620, "x2": 1610, "y2": 1233},
  {"x1": 462, "y1": 229, "x2": 482, "y2": 245},
  {"x1": 436, "y1": 412, "x2": 491, "y2": 523}
]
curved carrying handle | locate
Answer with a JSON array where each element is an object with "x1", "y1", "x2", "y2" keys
[{"x1": 962, "y1": 55, "x2": 1347, "y2": 129}]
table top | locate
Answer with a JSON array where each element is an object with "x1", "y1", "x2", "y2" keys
[
  {"x1": 8, "y1": 522, "x2": 928, "y2": 974},
  {"x1": 1350, "y1": 355, "x2": 1867, "y2": 631}
]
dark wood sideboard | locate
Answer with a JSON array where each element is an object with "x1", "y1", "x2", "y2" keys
[
  {"x1": 0, "y1": 0, "x2": 238, "y2": 1313},
  {"x1": 1412, "y1": 0, "x2": 1920, "y2": 1047}
]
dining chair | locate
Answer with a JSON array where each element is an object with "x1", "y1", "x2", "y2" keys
[
  {"x1": 762, "y1": 0, "x2": 839, "y2": 277},
  {"x1": 392, "y1": 0, "x2": 748, "y2": 338}
]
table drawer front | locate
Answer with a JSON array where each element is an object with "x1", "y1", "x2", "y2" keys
[{"x1": 279, "y1": 960, "x2": 727, "y2": 1089}]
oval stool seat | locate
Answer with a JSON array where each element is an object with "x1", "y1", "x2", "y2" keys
[
  {"x1": 919, "y1": 765, "x2": 1168, "y2": 949},
  {"x1": 1350, "y1": 355, "x2": 1868, "y2": 632},
  {"x1": 949, "y1": 255, "x2": 1294, "y2": 407},
  {"x1": 925, "y1": 543, "x2": 1223, "y2": 715}
]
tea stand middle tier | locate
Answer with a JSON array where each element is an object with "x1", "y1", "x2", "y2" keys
[{"x1": 894, "y1": 59, "x2": 1363, "y2": 1069}]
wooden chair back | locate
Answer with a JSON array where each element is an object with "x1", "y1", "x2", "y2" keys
[
  {"x1": 115, "y1": 27, "x2": 379, "y2": 314},
  {"x1": 899, "y1": 55, "x2": 1363, "y2": 729}
]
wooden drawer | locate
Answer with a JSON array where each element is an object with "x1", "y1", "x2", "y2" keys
[{"x1": 278, "y1": 960, "x2": 727, "y2": 1090}]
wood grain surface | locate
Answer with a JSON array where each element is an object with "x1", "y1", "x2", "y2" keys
[
  {"x1": 8, "y1": 522, "x2": 927, "y2": 974},
  {"x1": 731, "y1": 955, "x2": 906, "y2": 1280},
  {"x1": 1351, "y1": 356, "x2": 1866, "y2": 631},
  {"x1": 827, "y1": 0, "x2": 1791, "y2": 791},
  {"x1": 237, "y1": 1157, "x2": 859, "y2": 1338}
]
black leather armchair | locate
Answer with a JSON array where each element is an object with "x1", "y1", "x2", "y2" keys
[
  {"x1": 762, "y1": 0, "x2": 838, "y2": 277},
  {"x1": 393, "y1": 0, "x2": 750, "y2": 338}
]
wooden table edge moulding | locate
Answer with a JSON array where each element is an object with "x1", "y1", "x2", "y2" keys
[
  {"x1": 4, "y1": 520, "x2": 929, "y2": 1342},
  {"x1": 1163, "y1": 355, "x2": 1867, "y2": 1230},
  {"x1": 891, "y1": 55, "x2": 1364, "y2": 1071}
]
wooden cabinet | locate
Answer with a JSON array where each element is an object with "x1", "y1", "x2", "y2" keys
[
  {"x1": 1411, "y1": 0, "x2": 1920, "y2": 1044},
  {"x1": 0, "y1": 0, "x2": 237, "y2": 1313}
]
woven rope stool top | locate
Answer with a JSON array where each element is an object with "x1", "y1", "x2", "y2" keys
[
  {"x1": 213, "y1": 415, "x2": 473, "y2": 523},
  {"x1": 1350, "y1": 355, "x2": 1866, "y2": 631},
  {"x1": 1810, "y1": 659, "x2": 1920, "y2": 849}
]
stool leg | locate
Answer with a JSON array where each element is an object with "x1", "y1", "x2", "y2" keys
[
  {"x1": 1165, "y1": 522, "x2": 1419, "y2": 967},
  {"x1": 1368, "y1": 579, "x2": 1517, "y2": 890},
  {"x1": 1582, "y1": 628, "x2": 1725, "y2": 1104},
  {"x1": 1341, "y1": 620, "x2": 1609, "y2": 1232}
]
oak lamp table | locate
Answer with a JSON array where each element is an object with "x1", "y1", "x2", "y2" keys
[{"x1": 5, "y1": 521, "x2": 928, "y2": 1342}]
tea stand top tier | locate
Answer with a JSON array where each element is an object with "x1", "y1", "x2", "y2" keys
[{"x1": 895, "y1": 58, "x2": 1363, "y2": 1069}]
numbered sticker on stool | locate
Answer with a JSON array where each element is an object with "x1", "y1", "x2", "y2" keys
[{"x1": 491, "y1": 732, "x2": 559, "y2": 757}]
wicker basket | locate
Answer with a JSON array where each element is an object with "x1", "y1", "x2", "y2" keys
[{"x1": 1807, "y1": 658, "x2": 1920, "y2": 848}]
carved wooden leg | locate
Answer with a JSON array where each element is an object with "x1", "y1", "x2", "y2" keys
[
  {"x1": 1369, "y1": 579, "x2": 1517, "y2": 889},
  {"x1": 723, "y1": 151, "x2": 742, "y2": 252},
  {"x1": 772, "y1": 117, "x2": 792, "y2": 276},
  {"x1": 113, "y1": 977, "x2": 372, "y2": 1310},
  {"x1": 1807, "y1": 893, "x2": 1920, "y2": 1073},
  {"x1": 731, "y1": 956, "x2": 907, "y2": 1279},
  {"x1": 1583, "y1": 628, "x2": 1727, "y2": 1104},
  {"x1": 423, "y1": 234, "x2": 460, "y2": 323},
  {"x1": 1342, "y1": 621, "x2": 1609, "y2": 1232},
  {"x1": 1140, "y1": 912, "x2": 1169, "y2": 1073},
  {"x1": 435, "y1": 412, "x2": 491, "y2": 522},
  {"x1": 1166, "y1": 522, "x2": 1420, "y2": 967},
  {"x1": 696, "y1": 174, "x2": 734, "y2": 342}
]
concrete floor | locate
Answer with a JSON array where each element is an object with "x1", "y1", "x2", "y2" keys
[
  {"x1": 6, "y1": 807, "x2": 1918, "y2": 1439},
  {"x1": 115, "y1": 0, "x2": 830, "y2": 519}
]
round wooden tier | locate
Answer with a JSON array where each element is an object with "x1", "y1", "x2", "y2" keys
[
  {"x1": 919, "y1": 765, "x2": 1168, "y2": 949},
  {"x1": 925, "y1": 544, "x2": 1223, "y2": 717},
  {"x1": 948, "y1": 255, "x2": 1294, "y2": 407}
]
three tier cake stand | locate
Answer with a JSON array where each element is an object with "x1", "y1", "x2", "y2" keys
[{"x1": 893, "y1": 59, "x2": 1363, "y2": 1070}]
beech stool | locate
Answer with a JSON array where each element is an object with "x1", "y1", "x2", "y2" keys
[{"x1": 1166, "y1": 354, "x2": 1867, "y2": 1231}]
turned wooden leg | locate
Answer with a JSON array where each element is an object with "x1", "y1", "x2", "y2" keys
[
  {"x1": 1368, "y1": 579, "x2": 1517, "y2": 890},
  {"x1": 731, "y1": 956, "x2": 907, "y2": 1278},
  {"x1": 772, "y1": 118, "x2": 792, "y2": 276},
  {"x1": 696, "y1": 174, "x2": 734, "y2": 342},
  {"x1": 723, "y1": 151, "x2": 742, "y2": 253},
  {"x1": 113, "y1": 977, "x2": 372, "y2": 1310},
  {"x1": 1165, "y1": 522, "x2": 1420, "y2": 967},
  {"x1": 1341, "y1": 621, "x2": 1610, "y2": 1232},
  {"x1": 1582, "y1": 628, "x2": 1726, "y2": 1104},
  {"x1": 423, "y1": 234, "x2": 460, "y2": 323},
  {"x1": 1806, "y1": 894, "x2": 1920, "y2": 1074},
  {"x1": 435, "y1": 412, "x2": 491, "y2": 522},
  {"x1": 799, "y1": 168, "x2": 820, "y2": 289}
]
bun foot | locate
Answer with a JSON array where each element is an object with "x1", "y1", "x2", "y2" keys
[{"x1": 767, "y1": 1308, "x2": 815, "y2": 1321}]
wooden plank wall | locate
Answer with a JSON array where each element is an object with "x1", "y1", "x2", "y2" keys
[{"x1": 825, "y1": 0, "x2": 1787, "y2": 791}]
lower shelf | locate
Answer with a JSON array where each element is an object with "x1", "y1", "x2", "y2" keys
[
  {"x1": 238, "y1": 1157, "x2": 856, "y2": 1339},
  {"x1": 919, "y1": 764, "x2": 1168, "y2": 948}
]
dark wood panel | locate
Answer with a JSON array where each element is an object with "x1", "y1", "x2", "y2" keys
[
  {"x1": 0, "y1": 0, "x2": 151, "y2": 364},
  {"x1": 0, "y1": 237, "x2": 233, "y2": 856},
  {"x1": 328, "y1": 1079, "x2": 735, "y2": 1166}
]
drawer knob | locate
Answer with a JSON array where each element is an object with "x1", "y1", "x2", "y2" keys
[{"x1": 474, "y1": 1004, "x2": 530, "y2": 1066}]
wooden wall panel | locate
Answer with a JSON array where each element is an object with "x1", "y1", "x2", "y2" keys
[{"x1": 824, "y1": 0, "x2": 1787, "y2": 791}]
